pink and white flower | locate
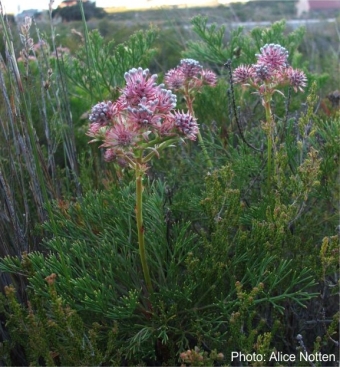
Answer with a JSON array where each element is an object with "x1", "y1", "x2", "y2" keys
[
  {"x1": 286, "y1": 67, "x2": 308, "y2": 92},
  {"x1": 172, "y1": 111, "x2": 199, "y2": 141},
  {"x1": 256, "y1": 43, "x2": 289, "y2": 71}
]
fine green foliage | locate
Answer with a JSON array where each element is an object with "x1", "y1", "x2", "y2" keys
[
  {"x1": 184, "y1": 17, "x2": 306, "y2": 68},
  {"x1": 0, "y1": 176, "x2": 320, "y2": 364},
  {"x1": 0, "y1": 282, "x2": 120, "y2": 366},
  {"x1": 62, "y1": 28, "x2": 158, "y2": 103}
]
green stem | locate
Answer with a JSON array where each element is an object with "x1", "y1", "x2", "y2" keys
[
  {"x1": 264, "y1": 98, "x2": 274, "y2": 193},
  {"x1": 185, "y1": 91, "x2": 213, "y2": 169},
  {"x1": 135, "y1": 161, "x2": 153, "y2": 294}
]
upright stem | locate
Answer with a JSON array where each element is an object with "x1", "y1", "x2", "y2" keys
[
  {"x1": 135, "y1": 162, "x2": 153, "y2": 294},
  {"x1": 264, "y1": 98, "x2": 274, "y2": 193},
  {"x1": 185, "y1": 93, "x2": 213, "y2": 169}
]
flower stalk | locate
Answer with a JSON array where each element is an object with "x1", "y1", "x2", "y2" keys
[
  {"x1": 263, "y1": 95, "x2": 274, "y2": 191},
  {"x1": 232, "y1": 44, "x2": 307, "y2": 193},
  {"x1": 86, "y1": 66, "x2": 205, "y2": 297},
  {"x1": 185, "y1": 90, "x2": 213, "y2": 169},
  {"x1": 135, "y1": 162, "x2": 153, "y2": 294}
]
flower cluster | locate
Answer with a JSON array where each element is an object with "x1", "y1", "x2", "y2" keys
[
  {"x1": 233, "y1": 44, "x2": 307, "y2": 93},
  {"x1": 87, "y1": 67, "x2": 199, "y2": 164},
  {"x1": 165, "y1": 58, "x2": 217, "y2": 91}
]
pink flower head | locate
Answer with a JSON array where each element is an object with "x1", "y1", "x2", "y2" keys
[
  {"x1": 286, "y1": 67, "x2": 307, "y2": 92},
  {"x1": 104, "y1": 148, "x2": 116, "y2": 162},
  {"x1": 232, "y1": 65, "x2": 254, "y2": 84},
  {"x1": 179, "y1": 59, "x2": 203, "y2": 78},
  {"x1": 256, "y1": 43, "x2": 289, "y2": 71},
  {"x1": 104, "y1": 148, "x2": 129, "y2": 167},
  {"x1": 103, "y1": 122, "x2": 139, "y2": 149},
  {"x1": 201, "y1": 69, "x2": 217, "y2": 86},
  {"x1": 253, "y1": 64, "x2": 272, "y2": 82},
  {"x1": 137, "y1": 96, "x2": 158, "y2": 112},
  {"x1": 172, "y1": 111, "x2": 198, "y2": 140},
  {"x1": 86, "y1": 122, "x2": 106, "y2": 140},
  {"x1": 122, "y1": 67, "x2": 159, "y2": 106},
  {"x1": 127, "y1": 105, "x2": 161, "y2": 128},
  {"x1": 157, "y1": 116, "x2": 176, "y2": 136},
  {"x1": 154, "y1": 88, "x2": 177, "y2": 113},
  {"x1": 164, "y1": 68, "x2": 186, "y2": 90},
  {"x1": 89, "y1": 101, "x2": 117, "y2": 126}
]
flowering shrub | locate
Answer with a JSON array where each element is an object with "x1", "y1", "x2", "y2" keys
[
  {"x1": 232, "y1": 44, "x2": 308, "y2": 191},
  {"x1": 86, "y1": 63, "x2": 216, "y2": 295}
]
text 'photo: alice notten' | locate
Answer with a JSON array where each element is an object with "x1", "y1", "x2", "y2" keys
[{"x1": 231, "y1": 351, "x2": 337, "y2": 364}]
